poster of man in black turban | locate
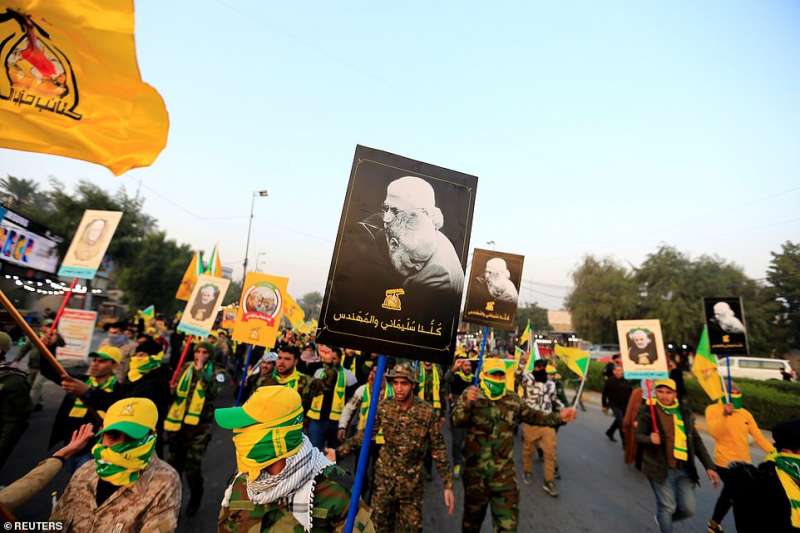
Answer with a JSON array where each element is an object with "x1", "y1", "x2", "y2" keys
[
  {"x1": 462, "y1": 248, "x2": 524, "y2": 330},
  {"x1": 703, "y1": 296, "x2": 749, "y2": 355},
  {"x1": 317, "y1": 145, "x2": 478, "y2": 364}
]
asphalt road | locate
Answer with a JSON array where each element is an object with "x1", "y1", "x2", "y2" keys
[{"x1": 2, "y1": 366, "x2": 767, "y2": 532}]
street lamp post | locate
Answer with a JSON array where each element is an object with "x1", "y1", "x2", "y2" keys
[
  {"x1": 242, "y1": 190, "x2": 268, "y2": 285},
  {"x1": 256, "y1": 252, "x2": 268, "y2": 272}
]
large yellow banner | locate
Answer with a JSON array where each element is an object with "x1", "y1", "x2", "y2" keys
[
  {"x1": 232, "y1": 272, "x2": 289, "y2": 348},
  {"x1": 0, "y1": 1, "x2": 168, "y2": 175}
]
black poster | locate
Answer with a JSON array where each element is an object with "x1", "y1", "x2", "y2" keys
[
  {"x1": 703, "y1": 296, "x2": 749, "y2": 355},
  {"x1": 317, "y1": 145, "x2": 478, "y2": 364},
  {"x1": 462, "y1": 248, "x2": 524, "y2": 330}
]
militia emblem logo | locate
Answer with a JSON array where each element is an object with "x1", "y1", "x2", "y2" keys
[
  {"x1": 381, "y1": 288, "x2": 404, "y2": 311},
  {"x1": 0, "y1": 9, "x2": 82, "y2": 119},
  {"x1": 485, "y1": 301, "x2": 495, "y2": 312},
  {"x1": 120, "y1": 402, "x2": 135, "y2": 416}
]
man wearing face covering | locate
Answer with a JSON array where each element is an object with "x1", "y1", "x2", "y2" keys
[
  {"x1": 62, "y1": 337, "x2": 172, "y2": 456},
  {"x1": 216, "y1": 386, "x2": 374, "y2": 532},
  {"x1": 50, "y1": 397, "x2": 181, "y2": 532},
  {"x1": 452, "y1": 357, "x2": 577, "y2": 532}
]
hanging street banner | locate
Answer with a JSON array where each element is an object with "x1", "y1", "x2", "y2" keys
[
  {"x1": 462, "y1": 248, "x2": 524, "y2": 330},
  {"x1": 57, "y1": 210, "x2": 122, "y2": 279},
  {"x1": 55, "y1": 308, "x2": 97, "y2": 361},
  {"x1": 177, "y1": 274, "x2": 230, "y2": 338},
  {"x1": 703, "y1": 296, "x2": 749, "y2": 356},
  {"x1": 232, "y1": 272, "x2": 289, "y2": 348},
  {"x1": 0, "y1": 203, "x2": 64, "y2": 274},
  {"x1": 616, "y1": 319, "x2": 669, "y2": 380},
  {"x1": 317, "y1": 145, "x2": 478, "y2": 365},
  {"x1": 0, "y1": 2, "x2": 169, "y2": 175},
  {"x1": 176, "y1": 246, "x2": 223, "y2": 301}
]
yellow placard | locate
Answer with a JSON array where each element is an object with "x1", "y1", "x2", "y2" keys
[
  {"x1": 177, "y1": 274, "x2": 230, "y2": 339},
  {"x1": 0, "y1": 1, "x2": 168, "y2": 175},
  {"x1": 232, "y1": 272, "x2": 289, "y2": 348}
]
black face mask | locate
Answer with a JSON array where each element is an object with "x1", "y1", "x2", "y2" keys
[{"x1": 533, "y1": 369, "x2": 548, "y2": 383}]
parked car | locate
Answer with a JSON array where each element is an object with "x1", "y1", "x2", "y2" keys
[
  {"x1": 589, "y1": 343, "x2": 620, "y2": 360},
  {"x1": 722, "y1": 356, "x2": 794, "y2": 382}
]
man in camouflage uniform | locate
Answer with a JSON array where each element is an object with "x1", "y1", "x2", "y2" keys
[
  {"x1": 164, "y1": 341, "x2": 223, "y2": 516},
  {"x1": 242, "y1": 351, "x2": 278, "y2": 401},
  {"x1": 0, "y1": 331, "x2": 32, "y2": 471},
  {"x1": 51, "y1": 397, "x2": 181, "y2": 532},
  {"x1": 452, "y1": 357, "x2": 577, "y2": 532},
  {"x1": 338, "y1": 361, "x2": 455, "y2": 532},
  {"x1": 216, "y1": 386, "x2": 374, "y2": 532}
]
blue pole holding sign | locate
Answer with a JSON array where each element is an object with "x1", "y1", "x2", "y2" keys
[
  {"x1": 473, "y1": 326, "x2": 490, "y2": 385},
  {"x1": 236, "y1": 344, "x2": 254, "y2": 406},
  {"x1": 345, "y1": 354, "x2": 387, "y2": 533}
]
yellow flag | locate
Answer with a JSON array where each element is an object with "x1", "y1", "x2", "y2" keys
[
  {"x1": 296, "y1": 319, "x2": 317, "y2": 336},
  {"x1": 176, "y1": 253, "x2": 200, "y2": 302},
  {"x1": 0, "y1": 2, "x2": 168, "y2": 175},
  {"x1": 554, "y1": 344, "x2": 590, "y2": 379},
  {"x1": 282, "y1": 293, "x2": 305, "y2": 329}
]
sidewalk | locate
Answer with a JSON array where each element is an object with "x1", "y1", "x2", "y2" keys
[{"x1": 577, "y1": 388, "x2": 773, "y2": 451}]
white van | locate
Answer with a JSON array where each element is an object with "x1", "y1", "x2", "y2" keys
[{"x1": 722, "y1": 356, "x2": 793, "y2": 381}]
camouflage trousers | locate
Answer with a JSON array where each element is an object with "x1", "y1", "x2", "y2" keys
[
  {"x1": 165, "y1": 423, "x2": 212, "y2": 495},
  {"x1": 462, "y1": 470, "x2": 518, "y2": 533},
  {"x1": 371, "y1": 472, "x2": 423, "y2": 532}
]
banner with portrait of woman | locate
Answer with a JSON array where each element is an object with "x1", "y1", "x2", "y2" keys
[{"x1": 317, "y1": 145, "x2": 478, "y2": 365}]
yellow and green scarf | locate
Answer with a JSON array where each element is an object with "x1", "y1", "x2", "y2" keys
[
  {"x1": 308, "y1": 367, "x2": 346, "y2": 421},
  {"x1": 232, "y1": 406, "x2": 304, "y2": 481},
  {"x1": 720, "y1": 391, "x2": 743, "y2": 410},
  {"x1": 480, "y1": 371, "x2": 507, "y2": 401},
  {"x1": 358, "y1": 383, "x2": 394, "y2": 444},
  {"x1": 128, "y1": 352, "x2": 164, "y2": 383},
  {"x1": 165, "y1": 362, "x2": 212, "y2": 432},
  {"x1": 766, "y1": 451, "x2": 800, "y2": 527},
  {"x1": 69, "y1": 375, "x2": 117, "y2": 418},
  {"x1": 92, "y1": 433, "x2": 156, "y2": 486},
  {"x1": 274, "y1": 368, "x2": 301, "y2": 391},
  {"x1": 418, "y1": 365, "x2": 441, "y2": 409},
  {"x1": 657, "y1": 400, "x2": 688, "y2": 461}
]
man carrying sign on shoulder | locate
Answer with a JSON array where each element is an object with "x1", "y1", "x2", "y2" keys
[{"x1": 636, "y1": 379, "x2": 720, "y2": 533}]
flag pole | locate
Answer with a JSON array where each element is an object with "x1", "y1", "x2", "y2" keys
[
  {"x1": 236, "y1": 344, "x2": 254, "y2": 405},
  {"x1": 473, "y1": 326, "x2": 490, "y2": 385},
  {"x1": 345, "y1": 354, "x2": 387, "y2": 533},
  {"x1": 169, "y1": 335, "x2": 194, "y2": 387},
  {"x1": 0, "y1": 289, "x2": 68, "y2": 380},
  {"x1": 48, "y1": 278, "x2": 79, "y2": 334},
  {"x1": 646, "y1": 379, "x2": 659, "y2": 436},
  {"x1": 725, "y1": 356, "x2": 732, "y2": 401},
  {"x1": 572, "y1": 370, "x2": 588, "y2": 408}
]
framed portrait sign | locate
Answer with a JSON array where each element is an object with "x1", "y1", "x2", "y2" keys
[
  {"x1": 462, "y1": 248, "x2": 524, "y2": 330},
  {"x1": 316, "y1": 145, "x2": 478, "y2": 365},
  {"x1": 703, "y1": 296, "x2": 749, "y2": 355},
  {"x1": 616, "y1": 319, "x2": 669, "y2": 380},
  {"x1": 232, "y1": 272, "x2": 289, "y2": 348},
  {"x1": 58, "y1": 210, "x2": 122, "y2": 279},
  {"x1": 177, "y1": 274, "x2": 230, "y2": 338}
]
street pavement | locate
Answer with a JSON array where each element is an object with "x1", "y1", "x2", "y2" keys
[{"x1": 1, "y1": 365, "x2": 768, "y2": 532}]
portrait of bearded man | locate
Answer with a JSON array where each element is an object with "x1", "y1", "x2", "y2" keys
[{"x1": 357, "y1": 176, "x2": 464, "y2": 299}]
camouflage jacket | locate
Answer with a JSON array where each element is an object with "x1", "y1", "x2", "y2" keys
[
  {"x1": 452, "y1": 389, "x2": 561, "y2": 485},
  {"x1": 217, "y1": 465, "x2": 374, "y2": 532},
  {"x1": 339, "y1": 397, "x2": 453, "y2": 492},
  {"x1": 51, "y1": 456, "x2": 181, "y2": 533}
]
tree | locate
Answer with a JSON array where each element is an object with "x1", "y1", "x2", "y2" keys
[
  {"x1": 767, "y1": 241, "x2": 800, "y2": 352},
  {"x1": 565, "y1": 256, "x2": 639, "y2": 343},
  {"x1": 298, "y1": 291, "x2": 322, "y2": 320},
  {"x1": 114, "y1": 231, "x2": 193, "y2": 316},
  {"x1": 0, "y1": 175, "x2": 50, "y2": 213},
  {"x1": 515, "y1": 302, "x2": 552, "y2": 333},
  {"x1": 222, "y1": 280, "x2": 242, "y2": 307}
]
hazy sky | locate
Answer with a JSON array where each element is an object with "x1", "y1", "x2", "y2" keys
[{"x1": 2, "y1": 1, "x2": 799, "y2": 308}]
